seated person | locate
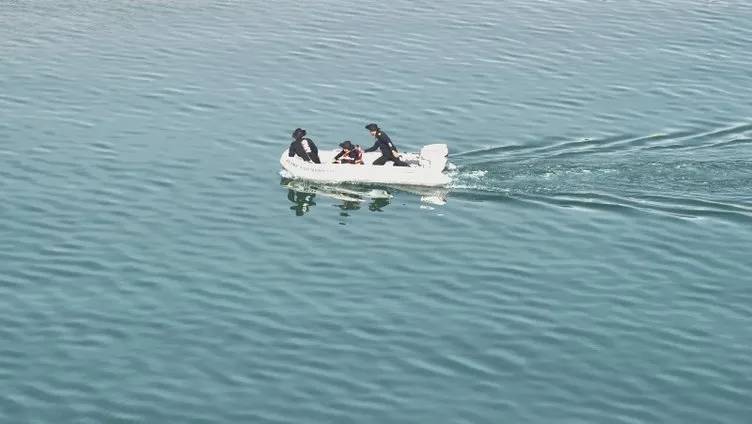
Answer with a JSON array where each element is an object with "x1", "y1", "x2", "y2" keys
[
  {"x1": 333, "y1": 140, "x2": 364, "y2": 164},
  {"x1": 288, "y1": 128, "x2": 321, "y2": 163}
]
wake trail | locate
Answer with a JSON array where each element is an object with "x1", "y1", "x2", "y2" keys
[{"x1": 447, "y1": 122, "x2": 752, "y2": 221}]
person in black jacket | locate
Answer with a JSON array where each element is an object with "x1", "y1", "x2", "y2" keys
[
  {"x1": 288, "y1": 128, "x2": 320, "y2": 163},
  {"x1": 333, "y1": 140, "x2": 364, "y2": 164},
  {"x1": 364, "y1": 123, "x2": 409, "y2": 166}
]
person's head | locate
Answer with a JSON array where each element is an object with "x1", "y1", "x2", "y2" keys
[
  {"x1": 365, "y1": 123, "x2": 379, "y2": 137},
  {"x1": 339, "y1": 140, "x2": 354, "y2": 151},
  {"x1": 292, "y1": 128, "x2": 306, "y2": 140}
]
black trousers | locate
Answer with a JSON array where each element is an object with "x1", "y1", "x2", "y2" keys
[
  {"x1": 373, "y1": 154, "x2": 408, "y2": 166},
  {"x1": 309, "y1": 151, "x2": 321, "y2": 164}
]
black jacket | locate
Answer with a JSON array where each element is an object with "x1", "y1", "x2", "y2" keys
[
  {"x1": 365, "y1": 131, "x2": 398, "y2": 157},
  {"x1": 288, "y1": 137, "x2": 320, "y2": 163}
]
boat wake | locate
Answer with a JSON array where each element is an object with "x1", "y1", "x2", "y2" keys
[{"x1": 448, "y1": 122, "x2": 752, "y2": 222}]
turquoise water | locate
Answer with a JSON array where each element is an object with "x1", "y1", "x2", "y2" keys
[{"x1": 2, "y1": 1, "x2": 752, "y2": 422}]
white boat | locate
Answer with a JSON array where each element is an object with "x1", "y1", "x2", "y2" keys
[{"x1": 279, "y1": 143, "x2": 451, "y2": 187}]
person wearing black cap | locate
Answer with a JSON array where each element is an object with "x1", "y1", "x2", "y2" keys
[
  {"x1": 288, "y1": 128, "x2": 320, "y2": 163},
  {"x1": 333, "y1": 140, "x2": 364, "y2": 164},
  {"x1": 364, "y1": 123, "x2": 409, "y2": 166}
]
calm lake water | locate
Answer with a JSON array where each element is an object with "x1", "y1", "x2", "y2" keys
[{"x1": 2, "y1": 1, "x2": 752, "y2": 422}]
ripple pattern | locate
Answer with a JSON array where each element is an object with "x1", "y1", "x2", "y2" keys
[{"x1": 2, "y1": 0, "x2": 752, "y2": 423}]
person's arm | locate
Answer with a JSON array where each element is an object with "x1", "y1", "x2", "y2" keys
[
  {"x1": 299, "y1": 146, "x2": 311, "y2": 161},
  {"x1": 364, "y1": 140, "x2": 380, "y2": 153},
  {"x1": 382, "y1": 133, "x2": 399, "y2": 154},
  {"x1": 302, "y1": 139, "x2": 319, "y2": 163},
  {"x1": 377, "y1": 132, "x2": 399, "y2": 156},
  {"x1": 333, "y1": 150, "x2": 345, "y2": 161},
  {"x1": 288, "y1": 142, "x2": 295, "y2": 157},
  {"x1": 384, "y1": 141, "x2": 399, "y2": 157},
  {"x1": 292, "y1": 142, "x2": 311, "y2": 161}
]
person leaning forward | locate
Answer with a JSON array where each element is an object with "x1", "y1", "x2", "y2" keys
[
  {"x1": 333, "y1": 140, "x2": 364, "y2": 164},
  {"x1": 364, "y1": 123, "x2": 409, "y2": 166}
]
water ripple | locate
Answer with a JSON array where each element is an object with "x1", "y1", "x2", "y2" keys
[{"x1": 3, "y1": 0, "x2": 752, "y2": 423}]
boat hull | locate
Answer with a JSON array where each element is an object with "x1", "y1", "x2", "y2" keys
[{"x1": 279, "y1": 144, "x2": 451, "y2": 187}]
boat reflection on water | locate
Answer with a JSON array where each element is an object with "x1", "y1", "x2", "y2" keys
[
  {"x1": 281, "y1": 178, "x2": 448, "y2": 217},
  {"x1": 286, "y1": 188, "x2": 317, "y2": 216}
]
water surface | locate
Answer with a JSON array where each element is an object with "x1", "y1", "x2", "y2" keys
[{"x1": 2, "y1": 1, "x2": 752, "y2": 422}]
